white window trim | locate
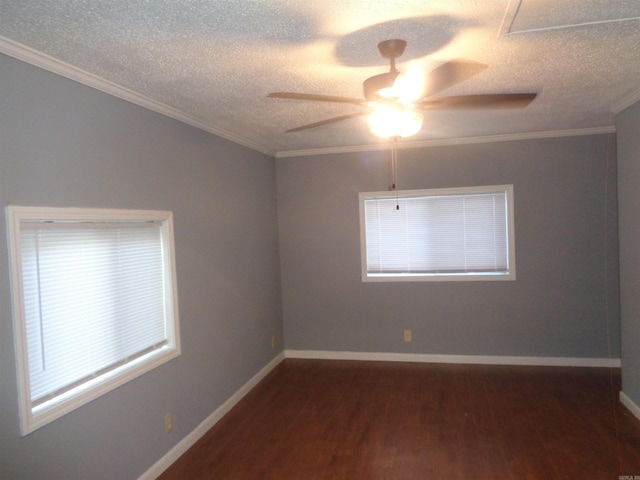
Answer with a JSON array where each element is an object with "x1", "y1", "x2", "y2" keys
[
  {"x1": 359, "y1": 185, "x2": 516, "y2": 282},
  {"x1": 6, "y1": 206, "x2": 181, "y2": 435}
]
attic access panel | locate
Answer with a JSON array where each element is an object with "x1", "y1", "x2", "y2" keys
[{"x1": 508, "y1": 0, "x2": 640, "y2": 33}]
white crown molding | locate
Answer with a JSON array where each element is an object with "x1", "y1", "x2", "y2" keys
[
  {"x1": 0, "y1": 35, "x2": 623, "y2": 160},
  {"x1": 612, "y1": 87, "x2": 640, "y2": 113},
  {"x1": 284, "y1": 349, "x2": 621, "y2": 368},
  {"x1": 275, "y1": 126, "x2": 616, "y2": 158},
  {"x1": 0, "y1": 35, "x2": 275, "y2": 157}
]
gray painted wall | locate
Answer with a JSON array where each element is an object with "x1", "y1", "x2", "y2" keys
[
  {"x1": 277, "y1": 135, "x2": 620, "y2": 359},
  {"x1": 0, "y1": 47, "x2": 626, "y2": 479},
  {"x1": 0, "y1": 53, "x2": 283, "y2": 479},
  {"x1": 617, "y1": 99, "x2": 640, "y2": 406}
]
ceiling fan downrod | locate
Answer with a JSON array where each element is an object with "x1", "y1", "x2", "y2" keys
[
  {"x1": 363, "y1": 39, "x2": 407, "y2": 101},
  {"x1": 377, "y1": 39, "x2": 407, "y2": 73}
]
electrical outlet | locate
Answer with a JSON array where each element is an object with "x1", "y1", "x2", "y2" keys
[
  {"x1": 165, "y1": 413, "x2": 173, "y2": 433},
  {"x1": 271, "y1": 335, "x2": 276, "y2": 349},
  {"x1": 404, "y1": 329, "x2": 412, "y2": 342}
]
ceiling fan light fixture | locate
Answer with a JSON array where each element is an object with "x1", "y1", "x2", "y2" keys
[
  {"x1": 268, "y1": 39, "x2": 537, "y2": 136},
  {"x1": 368, "y1": 107, "x2": 424, "y2": 139}
]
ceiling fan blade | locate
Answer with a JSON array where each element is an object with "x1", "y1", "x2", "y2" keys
[
  {"x1": 416, "y1": 93, "x2": 537, "y2": 110},
  {"x1": 284, "y1": 112, "x2": 369, "y2": 133},
  {"x1": 268, "y1": 92, "x2": 367, "y2": 106},
  {"x1": 363, "y1": 72, "x2": 400, "y2": 101},
  {"x1": 421, "y1": 59, "x2": 489, "y2": 98}
]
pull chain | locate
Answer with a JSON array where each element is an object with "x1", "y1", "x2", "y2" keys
[{"x1": 390, "y1": 137, "x2": 399, "y2": 209}]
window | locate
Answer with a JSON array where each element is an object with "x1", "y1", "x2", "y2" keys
[
  {"x1": 359, "y1": 185, "x2": 515, "y2": 282},
  {"x1": 6, "y1": 206, "x2": 181, "y2": 435}
]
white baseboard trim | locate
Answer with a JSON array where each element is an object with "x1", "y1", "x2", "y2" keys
[
  {"x1": 139, "y1": 349, "x2": 620, "y2": 479},
  {"x1": 138, "y1": 352, "x2": 285, "y2": 480},
  {"x1": 284, "y1": 349, "x2": 621, "y2": 368},
  {"x1": 620, "y1": 391, "x2": 640, "y2": 422}
]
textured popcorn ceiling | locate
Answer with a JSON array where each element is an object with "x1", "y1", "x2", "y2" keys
[{"x1": 0, "y1": 0, "x2": 639, "y2": 156}]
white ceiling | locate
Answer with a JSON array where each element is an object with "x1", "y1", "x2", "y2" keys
[{"x1": 1, "y1": 0, "x2": 639, "y2": 157}]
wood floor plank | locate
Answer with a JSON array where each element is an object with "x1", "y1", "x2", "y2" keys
[{"x1": 158, "y1": 360, "x2": 640, "y2": 480}]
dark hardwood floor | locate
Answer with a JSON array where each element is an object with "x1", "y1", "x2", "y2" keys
[{"x1": 159, "y1": 359, "x2": 640, "y2": 479}]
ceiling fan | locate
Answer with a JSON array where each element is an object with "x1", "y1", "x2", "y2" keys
[{"x1": 268, "y1": 39, "x2": 537, "y2": 138}]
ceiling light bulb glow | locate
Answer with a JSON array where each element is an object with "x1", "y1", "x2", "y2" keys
[
  {"x1": 368, "y1": 107, "x2": 424, "y2": 139},
  {"x1": 377, "y1": 87, "x2": 395, "y2": 98}
]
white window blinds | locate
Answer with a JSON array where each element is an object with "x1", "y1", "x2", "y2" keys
[
  {"x1": 20, "y1": 222, "x2": 168, "y2": 406},
  {"x1": 360, "y1": 185, "x2": 514, "y2": 281},
  {"x1": 7, "y1": 206, "x2": 181, "y2": 435}
]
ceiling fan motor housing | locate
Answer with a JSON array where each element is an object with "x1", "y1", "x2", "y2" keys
[{"x1": 377, "y1": 39, "x2": 407, "y2": 60}]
